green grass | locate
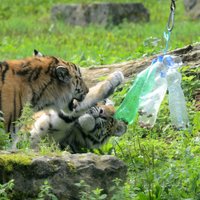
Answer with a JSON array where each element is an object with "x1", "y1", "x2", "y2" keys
[
  {"x1": 0, "y1": 0, "x2": 200, "y2": 199},
  {"x1": 0, "y1": 0, "x2": 199, "y2": 65}
]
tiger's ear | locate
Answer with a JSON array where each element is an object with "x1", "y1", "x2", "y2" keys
[
  {"x1": 33, "y1": 49, "x2": 43, "y2": 57},
  {"x1": 56, "y1": 66, "x2": 71, "y2": 83}
]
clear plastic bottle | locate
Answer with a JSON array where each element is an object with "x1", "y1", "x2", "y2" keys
[
  {"x1": 164, "y1": 56, "x2": 189, "y2": 130},
  {"x1": 138, "y1": 74, "x2": 168, "y2": 128},
  {"x1": 139, "y1": 56, "x2": 168, "y2": 128}
]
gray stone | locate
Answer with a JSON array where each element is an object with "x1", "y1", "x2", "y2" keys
[
  {"x1": 184, "y1": 0, "x2": 200, "y2": 19},
  {"x1": 51, "y1": 3, "x2": 150, "y2": 26},
  {"x1": 0, "y1": 151, "x2": 127, "y2": 200}
]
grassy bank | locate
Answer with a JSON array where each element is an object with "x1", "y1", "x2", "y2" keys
[{"x1": 0, "y1": 0, "x2": 199, "y2": 199}]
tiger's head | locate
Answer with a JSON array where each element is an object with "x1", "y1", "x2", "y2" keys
[
  {"x1": 31, "y1": 50, "x2": 89, "y2": 112},
  {"x1": 84, "y1": 99, "x2": 127, "y2": 137},
  {"x1": 97, "y1": 105, "x2": 127, "y2": 137}
]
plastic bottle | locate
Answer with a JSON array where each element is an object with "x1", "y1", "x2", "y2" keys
[
  {"x1": 114, "y1": 59, "x2": 157, "y2": 124},
  {"x1": 164, "y1": 55, "x2": 189, "y2": 130},
  {"x1": 138, "y1": 57, "x2": 168, "y2": 128}
]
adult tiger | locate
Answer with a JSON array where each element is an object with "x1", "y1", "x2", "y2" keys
[{"x1": 0, "y1": 50, "x2": 88, "y2": 138}]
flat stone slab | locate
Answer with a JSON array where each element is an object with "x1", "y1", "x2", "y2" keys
[
  {"x1": 0, "y1": 151, "x2": 127, "y2": 200},
  {"x1": 51, "y1": 3, "x2": 150, "y2": 26}
]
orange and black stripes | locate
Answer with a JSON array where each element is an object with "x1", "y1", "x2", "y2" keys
[
  {"x1": 0, "y1": 62, "x2": 9, "y2": 84},
  {"x1": 0, "y1": 54, "x2": 88, "y2": 134},
  {"x1": 30, "y1": 78, "x2": 53, "y2": 108}
]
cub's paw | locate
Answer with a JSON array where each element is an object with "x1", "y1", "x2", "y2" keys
[
  {"x1": 78, "y1": 113, "x2": 95, "y2": 132},
  {"x1": 108, "y1": 71, "x2": 124, "y2": 88}
]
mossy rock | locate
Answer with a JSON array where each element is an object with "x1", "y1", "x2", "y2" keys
[
  {"x1": 0, "y1": 152, "x2": 32, "y2": 171},
  {"x1": 0, "y1": 151, "x2": 127, "y2": 200}
]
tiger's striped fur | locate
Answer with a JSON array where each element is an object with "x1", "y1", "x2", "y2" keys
[
  {"x1": 28, "y1": 71, "x2": 126, "y2": 152},
  {"x1": 60, "y1": 102, "x2": 127, "y2": 153},
  {"x1": 0, "y1": 51, "x2": 88, "y2": 135},
  {"x1": 30, "y1": 100, "x2": 127, "y2": 153}
]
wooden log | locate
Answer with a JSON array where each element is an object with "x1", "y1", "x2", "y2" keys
[{"x1": 81, "y1": 43, "x2": 200, "y2": 87}]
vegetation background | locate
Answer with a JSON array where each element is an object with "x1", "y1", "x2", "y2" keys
[{"x1": 0, "y1": 0, "x2": 199, "y2": 199}]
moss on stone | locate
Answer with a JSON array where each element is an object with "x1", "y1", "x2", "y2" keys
[
  {"x1": 67, "y1": 161, "x2": 76, "y2": 172},
  {"x1": 0, "y1": 153, "x2": 32, "y2": 171}
]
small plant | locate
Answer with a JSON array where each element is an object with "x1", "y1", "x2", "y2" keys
[
  {"x1": 109, "y1": 178, "x2": 128, "y2": 200},
  {"x1": 0, "y1": 121, "x2": 10, "y2": 150},
  {"x1": 15, "y1": 103, "x2": 34, "y2": 150},
  {"x1": 0, "y1": 179, "x2": 14, "y2": 200},
  {"x1": 15, "y1": 103, "x2": 34, "y2": 129},
  {"x1": 75, "y1": 180, "x2": 107, "y2": 200},
  {"x1": 39, "y1": 137, "x2": 62, "y2": 156},
  {"x1": 36, "y1": 180, "x2": 58, "y2": 200}
]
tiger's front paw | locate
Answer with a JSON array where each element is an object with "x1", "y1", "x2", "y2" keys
[{"x1": 78, "y1": 114, "x2": 95, "y2": 132}]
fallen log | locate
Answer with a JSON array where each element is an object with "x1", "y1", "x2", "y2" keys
[{"x1": 81, "y1": 43, "x2": 200, "y2": 87}]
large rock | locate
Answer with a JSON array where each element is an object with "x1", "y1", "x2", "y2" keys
[
  {"x1": 0, "y1": 151, "x2": 127, "y2": 200},
  {"x1": 184, "y1": 0, "x2": 200, "y2": 19},
  {"x1": 51, "y1": 3, "x2": 150, "y2": 26}
]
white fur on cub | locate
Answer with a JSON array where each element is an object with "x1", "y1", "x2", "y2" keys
[
  {"x1": 78, "y1": 114, "x2": 96, "y2": 133},
  {"x1": 30, "y1": 109, "x2": 73, "y2": 148}
]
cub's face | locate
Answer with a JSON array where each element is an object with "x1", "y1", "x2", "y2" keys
[
  {"x1": 85, "y1": 102, "x2": 127, "y2": 138},
  {"x1": 97, "y1": 104, "x2": 127, "y2": 137}
]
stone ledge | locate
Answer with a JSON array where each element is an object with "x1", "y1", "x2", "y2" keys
[{"x1": 0, "y1": 151, "x2": 127, "y2": 200}]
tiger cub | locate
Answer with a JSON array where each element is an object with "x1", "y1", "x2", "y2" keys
[
  {"x1": 29, "y1": 71, "x2": 125, "y2": 151},
  {"x1": 60, "y1": 100, "x2": 127, "y2": 153},
  {"x1": 0, "y1": 50, "x2": 88, "y2": 137}
]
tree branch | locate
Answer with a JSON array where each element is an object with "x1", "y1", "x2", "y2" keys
[{"x1": 81, "y1": 43, "x2": 200, "y2": 87}]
